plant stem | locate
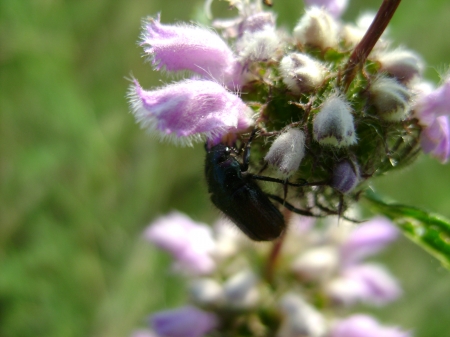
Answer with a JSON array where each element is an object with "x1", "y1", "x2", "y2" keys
[{"x1": 341, "y1": 0, "x2": 402, "y2": 91}]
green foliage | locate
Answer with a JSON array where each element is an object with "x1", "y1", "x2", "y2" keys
[
  {"x1": 1, "y1": 0, "x2": 450, "y2": 337},
  {"x1": 365, "y1": 190, "x2": 450, "y2": 269}
]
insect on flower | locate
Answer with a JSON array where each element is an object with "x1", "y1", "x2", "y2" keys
[
  {"x1": 204, "y1": 134, "x2": 285, "y2": 240},
  {"x1": 204, "y1": 130, "x2": 315, "y2": 241}
]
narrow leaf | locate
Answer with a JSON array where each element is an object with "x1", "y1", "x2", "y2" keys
[{"x1": 364, "y1": 190, "x2": 450, "y2": 269}]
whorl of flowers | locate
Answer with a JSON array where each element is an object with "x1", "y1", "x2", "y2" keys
[
  {"x1": 136, "y1": 212, "x2": 407, "y2": 337},
  {"x1": 128, "y1": 0, "x2": 449, "y2": 219}
]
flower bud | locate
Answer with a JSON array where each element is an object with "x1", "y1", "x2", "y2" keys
[
  {"x1": 376, "y1": 49, "x2": 423, "y2": 83},
  {"x1": 313, "y1": 95, "x2": 357, "y2": 147},
  {"x1": 330, "y1": 159, "x2": 359, "y2": 194},
  {"x1": 291, "y1": 246, "x2": 339, "y2": 281},
  {"x1": 238, "y1": 12, "x2": 275, "y2": 35},
  {"x1": 278, "y1": 293, "x2": 327, "y2": 337},
  {"x1": 223, "y1": 269, "x2": 259, "y2": 308},
  {"x1": 189, "y1": 278, "x2": 224, "y2": 306},
  {"x1": 294, "y1": 7, "x2": 339, "y2": 50},
  {"x1": 279, "y1": 53, "x2": 327, "y2": 94},
  {"x1": 264, "y1": 128, "x2": 306, "y2": 177},
  {"x1": 369, "y1": 77, "x2": 410, "y2": 121},
  {"x1": 304, "y1": 0, "x2": 349, "y2": 18},
  {"x1": 237, "y1": 25, "x2": 280, "y2": 63}
]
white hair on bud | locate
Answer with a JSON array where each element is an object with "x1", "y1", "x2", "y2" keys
[
  {"x1": 264, "y1": 128, "x2": 306, "y2": 178},
  {"x1": 279, "y1": 53, "x2": 327, "y2": 94},
  {"x1": 237, "y1": 26, "x2": 281, "y2": 62},
  {"x1": 313, "y1": 94, "x2": 357, "y2": 147},
  {"x1": 369, "y1": 76, "x2": 410, "y2": 121},
  {"x1": 375, "y1": 48, "x2": 423, "y2": 83},
  {"x1": 293, "y1": 7, "x2": 339, "y2": 50}
]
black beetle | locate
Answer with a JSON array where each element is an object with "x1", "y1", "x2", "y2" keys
[{"x1": 204, "y1": 139, "x2": 285, "y2": 241}]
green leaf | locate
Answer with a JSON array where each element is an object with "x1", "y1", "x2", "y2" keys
[{"x1": 364, "y1": 190, "x2": 450, "y2": 270}]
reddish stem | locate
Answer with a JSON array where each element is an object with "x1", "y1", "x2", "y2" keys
[{"x1": 341, "y1": 0, "x2": 402, "y2": 91}]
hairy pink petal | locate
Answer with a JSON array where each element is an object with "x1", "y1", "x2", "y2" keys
[
  {"x1": 143, "y1": 212, "x2": 216, "y2": 274},
  {"x1": 129, "y1": 79, "x2": 253, "y2": 146},
  {"x1": 420, "y1": 116, "x2": 450, "y2": 163},
  {"x1": 142, "y1": 14, "x2": 240, "y2": 86}
]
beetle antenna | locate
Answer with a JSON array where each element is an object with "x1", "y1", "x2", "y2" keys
[{"x1": 241, "y1": 128, "x2": 258, "y2": 172}]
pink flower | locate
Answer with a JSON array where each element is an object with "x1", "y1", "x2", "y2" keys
[
  {"x1": 420, "y1": 116, "x2": 450, "y2": 164},
  {"x1": 142, "y1": 14, "x2": 241, "y2": 86},
  {"x1": 129, "y1": 79, "x2": 254, "y2": 146},
  {"x1": 330, "y1": 315, "x2": 411, "y2": 337},
  {"x1": 340, "y1": 217, "x2": 399, "y2": 265},
  {"x1": 143, "y1": 212, "x2": 216, "y2": 274},
  {"x1": 303, "y1": 0, "x2": 349, "y2": 18},
  {"x1": 327, "y1": 264, "x2": 401, "y2": 306},
  {"x1": 416, "y1": 78, "x2": 450, "y2": 120},
  {"x1": 150, "y1": 306, "x2": 218, "y2": 337},
  {"x1": 414, "y1": 78, "x2": 450, "y2": 163},
  {"x1": 326, "y1": 217, "x2": 401, "y2": 306}
]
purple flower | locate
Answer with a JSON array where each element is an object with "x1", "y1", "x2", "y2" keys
[
  {"x1": 326, "y1": 217, "x2": 401, "y2": 306},
  {"x1": 414, "y1": 78, "x2": 450, "y2": 162},
  {"x1": 416, "y1": 78, "x2": 450, "y2": 120},
  {"x1": 303, "y1": 0, "x2": 349, "y2": 18},
  {"x1": 143, "y1": 211, "x2": 216, "y2": 274},
  {"x1": 129, "y1": 79, "x2": 254, "y2": 146},
  {"x1": 330, "y1": 315, "x2": 411, "y2": 337},
  {"x1": 142, "y1": 14, "x2": 240, "y2": 86},
  {"x1": 150, "y1": 306, "x2": 218, "y2": 337},
  {"x1": 420, "y1": 116, "x2": 450, "y2": 163},
  {"x1": 327, "y1": 263, "x2": 401, "y2": 306},
  {"x1": 340, "y1": 217, "x2": 399, "y2": 265}
]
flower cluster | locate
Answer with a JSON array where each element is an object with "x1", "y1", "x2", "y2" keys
[
  {"x1": 135, "y1": 212, "x2": 408, "y2": 337},
  {"x1": 128, "y1": 0, "x2": 449, "y2": 221},
  {"x1": 127, "y1": 0, "x2": 449, "y2": 335}
]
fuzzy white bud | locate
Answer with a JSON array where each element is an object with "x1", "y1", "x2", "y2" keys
[
  {"x1": 278, "y1": 293, "x2": 327, "y2": 337},
  {"x1": 376, "y1": 49, "x2": 423, "y2": 83},
  {"x1": 223, "y1": 269, "x2": 260, "y2": 308},
  {"x1": 279, "y1": 53, "x2": 327, "y2": 94},
  {"x1": 237, "y1": 26, "x2": 281, "y2": 62},
  {"x1": 189, "y1": 278, "x2": 224, "y2": 305},
  {"x1": 313, "y1": 95, "x2": 357, "y2": 147},
  {"x1": 293, "y1": 7, "x2": 338, "y2": 50},
  {"x1": 264, "y1": 128, "x2": 306, "y2": 177},
  {"x1": 291, "y1": 246, "x2": 339, "y2": 282},
  {"x1": 369, "y1": 77, "x2": 410, "y2": 121}
]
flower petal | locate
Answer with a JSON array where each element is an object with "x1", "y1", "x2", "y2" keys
[
  {"x1": 142, "y1": 14, "x2": 240, "y2": 85},
  {"x1": 330, "y1": 315, "x2": 411, "y2": 337},
  {"x1": 150, "y1": 306, "x2": 218, "y2": 337},
  {"x1": 129, "y1": 79, "x2": 254, "y2": 146},
  {"x1": 143, "y1": 211, "x2": 216, "y2": 274},
  {"x1": 340, "y1": 216, "x2": 398, "y2": 264}
]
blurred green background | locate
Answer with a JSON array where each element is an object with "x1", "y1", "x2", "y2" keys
[{"x1": 1, "y1": 0, "x2": 450, "y2": 336}]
